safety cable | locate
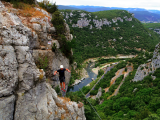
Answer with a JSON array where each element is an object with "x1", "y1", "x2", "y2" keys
[{"x1": 77, "y1": 84, "x2": 102, "y2": 120}]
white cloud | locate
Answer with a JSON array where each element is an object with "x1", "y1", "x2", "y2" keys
[{"x1": 37, "y1": 0, "x2": 160, "y2": 10}]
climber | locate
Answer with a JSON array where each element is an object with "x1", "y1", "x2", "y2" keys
[{"x1": 54, "y1": 65, "x2": 71, "y2": 92}]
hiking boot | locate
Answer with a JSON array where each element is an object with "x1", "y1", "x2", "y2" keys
[{"x1": 61, "y1": 88, "x2": 64, "y2": 91}]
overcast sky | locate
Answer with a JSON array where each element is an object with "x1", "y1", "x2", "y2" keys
[{"x1": 38, "y1": 0, "x2": 160, "y2": 10}]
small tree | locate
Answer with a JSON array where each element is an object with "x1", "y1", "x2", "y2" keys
[
  {"x1": 125, "y1": 67, "x2": 127, "y2": 72},
  {"x1": 52, "y1": 43, "x2": 56, "y2": 52},
  {"x1": 51, "y1": 11, "x2": 65, "y2": 34},
  {"x1": 47, "y1": 2, "x2": 58, "y2": 13}
]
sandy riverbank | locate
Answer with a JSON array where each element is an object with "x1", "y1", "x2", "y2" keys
[
  {"x1": 92, "y1": 62, "x2": 116, "y2": 75},
  {"x1": 83, "y1": 54, "x2": 136, "y2": 64},
  {"x1": 92, "y1": 67, "x2": 100, "y2": 75}
]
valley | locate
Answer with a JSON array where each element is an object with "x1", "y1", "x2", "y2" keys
[
  {"x1": 62, "y1": 7, "x2": 160, "y2": 120},
  {"x1": 1, "y1": 0, "x2": 160, "y2": 120}
]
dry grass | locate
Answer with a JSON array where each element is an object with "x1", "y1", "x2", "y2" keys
[
  {"x1": 47, "y1": 110, "x2": 53, "y2": 119},
  {"x1": 17, "y1": 3, "x2": 49, "y2": 18},
  {"x1": 39, "y1": 69, "x2": 43, "y2": 72},
  {"x1": 76, "y1": 116, "x2": 78, "y2": 120},
  {"x1": 58, "y1": 96, "x2": 71, "y2": 103},
  {"x1": 55, "y1": 111, "x2": 58, "y2": 115},
  {"x1": 39, "y1": 74, "x2": 44, "y2": 80},
  {"x1": 56, "y1": 102, "x2": 69, "y2": 114},
  {"x1": 2, "y1": 1, "x2": 50, "y2": 19},
  {"x1": 61, "y1": 114, "x2": 65, "y2": 120}
]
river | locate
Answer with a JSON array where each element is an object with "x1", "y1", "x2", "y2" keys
[{"x1": 68, "y1": 63, "x2": 97, "y2": 92}]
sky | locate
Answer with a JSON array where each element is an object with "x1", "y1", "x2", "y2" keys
[{"x1": 38, "y1": 0, "x2": 160, "y2": 10}]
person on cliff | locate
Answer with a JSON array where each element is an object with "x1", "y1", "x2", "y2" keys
[{"x1": 54, "y1": 65, "x2": 71, "y2": 92}]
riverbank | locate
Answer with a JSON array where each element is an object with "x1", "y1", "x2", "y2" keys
[
  {"x1": 71, "y1": 67, "x2": 89, "y2": 86},
  {"x1": 83, "y1": 54, "x2": 136, "y2": 64},
  {"x1": 69, "y1": 63, "x2": 97, "y2": 92},
  {"x1": 90, "y1": 55, "x2": 136, "y2": 75},
  {"x1": 92, "y1": 62, "x2": 119, "y2": 75}
]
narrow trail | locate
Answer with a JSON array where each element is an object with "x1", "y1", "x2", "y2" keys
[
  {"x1": 107, "y1": 66, "x2": 133, "y2": 99},
  {"x1": 86, "y1": 66, "x2": 114, "y2": 98},
  {"x1": 104, "y1": 68, "x2": 125, "y2": 93}
]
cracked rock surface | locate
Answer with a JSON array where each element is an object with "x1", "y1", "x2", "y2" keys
[
  {"x1": 133, "y1": 42, "x2": 160, "y2": 82},
  {"x1": 0, "y1": 1, "x2": 85, "y2": 120}
]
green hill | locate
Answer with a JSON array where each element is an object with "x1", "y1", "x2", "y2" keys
[
  {"x1": 143, "y1": 23, "x2": 160, "y2": 29},
  {"x1": 61, "y1": 10, "x2": 160, "y2": 64},
  {"x1": 67, "y1": 49, "x2": 160, "y2": 120}
]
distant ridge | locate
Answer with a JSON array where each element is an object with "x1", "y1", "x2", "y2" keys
[
  {"x1": 58, "y1": 5, "x2": 160, "y2": 22},
  {"x1": 58, "y1": 5, "x2": 81, "y2": 10}
]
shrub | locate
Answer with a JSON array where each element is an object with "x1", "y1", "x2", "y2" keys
[
  {"x1": 97, "y1": 69, "x2": 104, "y2": 77},
  {"x1": 55, "y1": 86, "x2": 60, "y2": 94},
  {"x1": 52, "y1": 43, "x2": 57, "y2": 52},
  {"x1": 39, "y1": 0, "x2": 58, "y2": 13},
  {"x1": 90, "y1": 90, "x2": 98, "y2": 95},
  {"x1": 141, "y1": 67, "x2": 144, "y2": 70},
  {"x1": 36, "y1": 56, "x2": 49, "y2": 71},
  {"x1": 51, "y1": 11, "x2": 65, "y2": 34},
  {"x1": 125, "y1": 67, "x2": 127, "y2": 72}
]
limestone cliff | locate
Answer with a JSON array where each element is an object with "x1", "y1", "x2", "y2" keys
[
  {"x1": 0, "y1": 1, "x2": 86, "y2": 120},
  {"x1": 133, "y1": 42, "x2": 160, "y2": 82}
]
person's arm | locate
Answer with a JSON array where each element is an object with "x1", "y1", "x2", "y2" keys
[
  {"x1": 54, "y1": 71, "x2": 58, "y2": 75},
  {"x1": 66, "y1": 68, "x2": 71, "y2": 72}
]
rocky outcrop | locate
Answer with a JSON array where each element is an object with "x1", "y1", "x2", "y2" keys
[
  {"x1": 64, "y1": 23, "x2": 73, "y2": 41},
  {"x1": 15, "y1": 83, "x2": 85, "y2": 120},
  {"x1": 64, "y1": 10, "x2": 133, "y2": 29},
  {"x1": 96, "y1": 87, "x2": 102, "y2": 99},
  {"x1": 0, "y1": 1, "x2": 85, "y2": 120},
  {"x1": 1, "y1": 2, "x2": 72, "y2": 85},
  {"x1": 80, "y1": 68, "x2": 89, "y2": 79},
  {"x1": 133, "y1": 42, "x2": 160, "y2": 82}
]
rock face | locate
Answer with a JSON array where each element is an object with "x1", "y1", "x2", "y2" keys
[
  {"x1": 62, "y1": 11, "x2": 133, "y2": 29},
  {"x1": 0, "y1": 46, "x2": 18, "y2": 97},
  {"x1": 15, "y1": 83, "x2": 85, "y2": 120},
  {"x1": 96, "y1": 87, "x2": 102, "y2": 99},
  {"x1": 0, "y1": 1, "x2": 85, "y2": 120},
  {"x1": 133, "y1": 42, "x2": 160, "y2": 82},
  {"x1": 0, "y1": 95, "x2": 15, "y2": 120}
]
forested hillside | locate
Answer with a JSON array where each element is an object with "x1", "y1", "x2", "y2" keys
[
  {"x1": 67, "y1": 42, "x2": 160, "y2": 119},
  {"x1": 143, "y1": 23, "x2": 160, "y2": 29},
  {"x1": 61, "y1": 10, "x2": 160, "y2": 64}
]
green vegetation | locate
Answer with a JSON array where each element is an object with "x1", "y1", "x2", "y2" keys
[
  {"x1": 62, "y1": 10, "x2": 160, "y2": 65},
  {"x1": 39, "y1": 1, "x2": 58, "y2": 13},
  {"x1": 67, "y1": 51, "x2": 156, "y2": 120},
  {"x1": 95, "y1": 58, "x2": 129, "y2": 67},
  {"x1": 109, "y1": 75, "x2": 124, "y2": 95},
  {"x1": 51, "y1": 11, "x2": 65, "y2": 34},
  {"x1": 52, "y1": 43, "x2": 56, "y2": 52},
  {"x1": 93, "y1": 10, "x2": 131, "y2": 20},
  {"x1": 97, "y1": 69, "x2": 104, "y2": 78},
  {"x1": 143, "y1": 23, "x2": 160, "y2": 29},
  {"x1": 37, "y1": 1, "x2": 74, "y2": 63},
  {"x1": 55, "y1": 86, "x2": 60, "y2": 94},
  {"x1": 36, "y1": 56, "x2": 49, "y2": 71}
]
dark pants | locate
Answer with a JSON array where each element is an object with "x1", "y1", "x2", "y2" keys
[{"x1": 59, "y1": 77, "x2": 65, "y2": 83}]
